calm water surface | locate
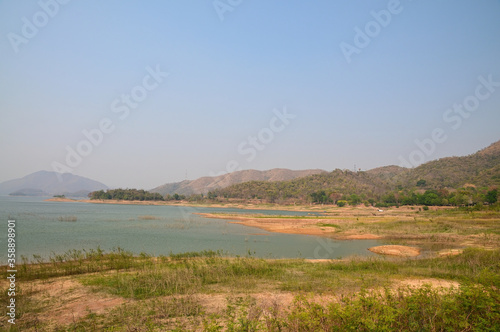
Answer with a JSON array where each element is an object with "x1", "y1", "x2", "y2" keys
[{"x1": 0, "y1": 196, "x2": 383, "y2": 263}]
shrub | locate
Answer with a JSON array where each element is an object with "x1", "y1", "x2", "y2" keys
[{"x1": 337, "y1": 200, "x2": 347, "y2": 207}]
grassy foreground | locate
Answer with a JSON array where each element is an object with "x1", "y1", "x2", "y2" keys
[{"x1": 1, "y1": 247, "x2": 499, "y2": 331}]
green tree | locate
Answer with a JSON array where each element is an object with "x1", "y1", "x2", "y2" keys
[
  {"x1": 310, "y1": 190, "x2": 332, "y2": 204},
  {"x1": 381, "y1": 193, "x2": 397, "y2": 205},
  {"x1": 171, "y1": 193, "x2": 185, "y2": 200},
  {"x1": 486, "y1": 189, "x2": 498, "y2": 204},
  {"x1": 416, "y1": 179, "x2": 427, "y2": 187},
  {"x1": 347, "y1": 194, "x2": 361, "y2": 205},
  {"x1": 419, "y1": 190, "x2": 442, "y2": 206}
]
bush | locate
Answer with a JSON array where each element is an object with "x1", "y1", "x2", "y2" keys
[{"x1": 286, "y1": 285, "x2": 500, "y2": 331}]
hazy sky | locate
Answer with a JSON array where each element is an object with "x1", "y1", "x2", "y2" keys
[{"x1": 1, "y1": 0, "x2": 499, "y2": 189}]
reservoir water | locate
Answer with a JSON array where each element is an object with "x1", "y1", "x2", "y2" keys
[{"x1": 0, "y1": 196, "x2": 383, "y2": 263}]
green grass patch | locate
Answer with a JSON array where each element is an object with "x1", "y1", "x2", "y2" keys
[
  {"x1": 81, "y1": 257, "x2": 288, "y2": 299},
  {"x1": 317, "y1": 223, "x2": 341, "y2": 229}
]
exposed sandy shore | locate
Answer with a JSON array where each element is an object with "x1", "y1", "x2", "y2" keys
[
  {"x1": 195, "y1": 212, "x2": 425, "y2": 257},
  {"x1": 437, "y1": 248, "x2": 464, "y2": 257},
  {"x1": 196, "y1": 212, "x2": 383, "y2": 240},
  {"x1": 45, "y1": 198, "x2": 341, "y2": 211},
  {"x1": 195, "y1": 213, "x2": 337, "y2": 236},
  {"x1": 368, "y1": 245, "x2": 421, "y2": 257}
]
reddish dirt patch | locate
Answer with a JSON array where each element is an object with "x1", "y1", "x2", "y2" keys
[
  {"x1": 197, "y1": 213, "x2": 336, "y2": 236},
  {"x1": 396, "y1": 278, "x2": 460, "y2": 290},
  {"x1": 438, "y1": 249, "x2": 464, "y2": 257},
  {"x1": 368, "y1": 245, "x2": 421, "y2": 257},
  {"x1": 341, "y1": 234, "x2": 382, "y2": 240},
  {"x1": 29, "y1": 277, "x2": 127, "y2": 326}
]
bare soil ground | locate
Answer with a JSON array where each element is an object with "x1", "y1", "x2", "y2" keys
[
  {"x1": 20, "y1": 276, "x2": 127, "y2": 328},
  {"x1": 14, "y1": 272, "x2": 462, "y2": 330},
  {"x1": 196, "y1": 213, "x2": 336, "y2": 236},
  {"x1": 396, "y1": 278, "x2": 460, "y2": 290},
  {"x1": 368, "y1": 245, "x2": 421, "y2": 257}
]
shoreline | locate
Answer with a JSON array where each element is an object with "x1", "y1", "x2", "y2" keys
[
  {"x1": 194, "y1": 212, "x2": 382, "y2": 240},
  {"x1": 44, "y1": 197, "x2": 347, "y2": 211},
  {"x1": 44, "y1": 198, "x2": 494, "y2": 258}
]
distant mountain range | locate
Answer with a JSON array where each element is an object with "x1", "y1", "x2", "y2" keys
[
  {"x1": 0, "y1": 171, "x2": 108, "y2": 197},
  {"x1": 3, "y1": 140, "x2": 499, "y2": 200},
  {"x1": 150, "y1": 168, "x2": 327, "y2": 196}
]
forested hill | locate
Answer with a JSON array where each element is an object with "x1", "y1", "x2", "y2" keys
[
  {"x1": 151, "y1": 168, "x2": 326, "y2": 196},
  {"x1": 392, "y1": 140, "x2": 500, "y2": 189},
  {"x1": 211, "y1": 169, "x2": 395, "y2": 203},
  {"x1": 211, "y1": 140, "x2": 500, "y2": 206}
]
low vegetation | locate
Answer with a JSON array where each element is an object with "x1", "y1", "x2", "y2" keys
[
  {"x1": 57, "y1": 215, "x2": 77, "y2": 222},
  {"x1": 1, "y1": 248, "x2": 499, "y2": 331},
  {"x1": 138, "y1": 215, "x2": 162, "y2": 220}
]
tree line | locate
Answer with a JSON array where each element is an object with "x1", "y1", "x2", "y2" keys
[
  {"x1": 205, "y1": 177, "x2": 498, "y2": 208},
  {"x1": 88, "y1": 181, "x2": 498, "y2": 208},
  {"x1": 88, "y1": 189, "x2": 191, "y2": 202},
  {"x1": 89, "y1": 189, "x2": 164, "y2": 201}
]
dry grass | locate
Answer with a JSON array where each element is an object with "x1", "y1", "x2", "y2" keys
[{"x1": 1, "y1": 248, "x2": 499, "y2": 331}]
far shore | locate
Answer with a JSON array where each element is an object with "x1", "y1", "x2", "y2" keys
[
  {"x1": 45, "y1": 197, "x2": 446, "y2": 212},
  {"x1": 45, "y1": 197, "x2": 338, "y2": 211},
  {"x1": 46, "y1": 197, "x2": 172, "y2": 205}
]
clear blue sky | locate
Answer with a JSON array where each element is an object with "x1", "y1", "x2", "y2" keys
[{"x1": 1, "y1": 0, "x2": 499, "y2": 189}]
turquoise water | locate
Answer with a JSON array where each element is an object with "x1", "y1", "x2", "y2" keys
[{"x1": 0, "y1": 196, "x2": 382, "y2": 263}]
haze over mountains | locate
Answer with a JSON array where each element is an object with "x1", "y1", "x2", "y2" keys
[
  {"x1": 2, "y1": 140, "x2": 499, "y2": 198},
  {"x1": 0, "y1": 171, "x2": 108, "y2": 197},
  {"x1": 151, "y1": 140, "x2": 500, "y2": 198}
]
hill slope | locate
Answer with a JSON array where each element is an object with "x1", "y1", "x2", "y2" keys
[
  {"x1": 213, "y1": 168, "x2": 396, "y2": 203},
  {"x1": 394, "y1": 140, "x2": 500, "y2": 188},
  {"x1": 151, "y1": 168, "x2": 326, "y2": 196},
  {"x1": 0, "y1": 171, "x2": 108, "y2": 196},
  {"x1": 213, "y1": 140, "x2": 500, "y2": 203}
]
